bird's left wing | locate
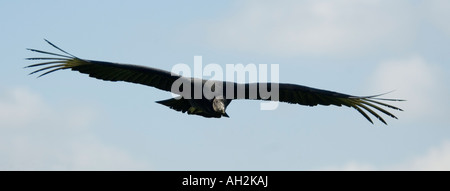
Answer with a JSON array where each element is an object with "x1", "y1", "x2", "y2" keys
[
  {"x1": 231, "y1": 82, "x2": 404, "y2": 125},
  {"x1": 26, "y1": 40, "x2": 184, "y2": 92}
]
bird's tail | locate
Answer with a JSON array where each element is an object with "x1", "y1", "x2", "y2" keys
[{"x1": 157, "y1": 97, "x2": 228, "y2": 118}]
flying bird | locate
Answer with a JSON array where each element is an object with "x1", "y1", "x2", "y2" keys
[{"x1": 26, "y1": 40, "x2": 404, "y2": 124}]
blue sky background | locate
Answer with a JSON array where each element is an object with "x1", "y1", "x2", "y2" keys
[{"x1": 1, "y1": 0, "x2": 449, "y2": 170}]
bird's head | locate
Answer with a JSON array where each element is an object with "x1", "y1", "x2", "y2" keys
[{"x1": 212, "y1": 97, "x2": 229, "y2": 117}]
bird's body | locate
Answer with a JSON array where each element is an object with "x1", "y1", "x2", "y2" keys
[{"x1": 26, "y1": 40, "x2": 404, "y2": 124}]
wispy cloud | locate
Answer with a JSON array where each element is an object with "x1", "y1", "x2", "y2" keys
[
  {"x1": 0, "y1": 87, "x2": 151, "y2": 170},
  {"x1": 398, "y1": 140, "x2": 450, "y2": 170},
  {"x1": 368, "y1": 56, "x2": 449, "y2": 122},
  {"x1": 0, "y1": 87, "x2": 49, "y2": 128},
  {"x1": 206, "y1": 0, "x2": 418, "y2": 57},
  {"x1": 320, "y1": 140, "x2": 450, "y2": 171}
]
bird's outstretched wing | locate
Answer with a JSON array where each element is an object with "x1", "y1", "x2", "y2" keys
[
  {"x1": 27, "y1": 40, "x2": 404, "y2": 124},
  {"x1": 26, "y1": 39, "x2": 183, "y2": 92},
  {"x1": 232, "y1": 82, "x2": 404, "y2": 124}
]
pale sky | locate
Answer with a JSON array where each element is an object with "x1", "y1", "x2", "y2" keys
[{"x1": 1, "y1": 0, "x2": 449, "y2": 170}]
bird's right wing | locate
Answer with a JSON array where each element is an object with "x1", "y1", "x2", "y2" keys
[{"x1": 26, "y1": 39, "x2": 185, "y2": 92}]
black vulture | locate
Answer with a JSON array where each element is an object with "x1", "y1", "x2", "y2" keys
[{"x1": 26, "y1": 40, "x2": 404, "y2": 124}]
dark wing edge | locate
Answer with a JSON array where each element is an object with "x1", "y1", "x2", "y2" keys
[
  {"x1": 233, "y1": 82, "x2": 404, "y2": 125},
  {"x1": 26, "y1": 39, "x2": 182, "y2": 92}
]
